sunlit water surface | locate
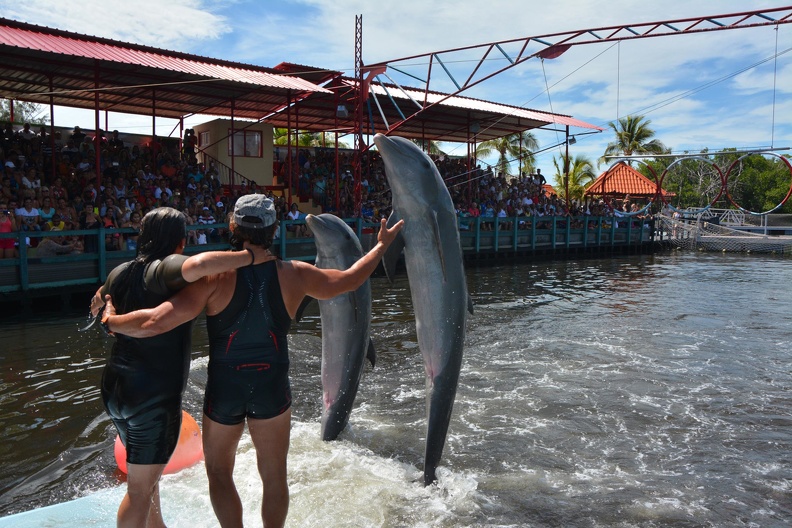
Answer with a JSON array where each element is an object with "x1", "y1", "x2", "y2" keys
[{"x1": 1, "y1": 251, "x2": 791, "y2": 527}]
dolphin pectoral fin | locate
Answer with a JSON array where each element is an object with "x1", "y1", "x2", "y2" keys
[
  {"x1": 348, "y1": 292, "x2": 359, "y2": 322},
  {"x1": 366, "y1": 338, "x2": 376, "y2": 368},
  {"x1": 431, "y1": 210, "x2": 447, "y2": 281},
  {"x1": 383, "y1": 212, "x2": 405, "y2": 283},
  {"x1": 467, "y1": 294, "x2": 474, "y2": 315},
  {"x1": 295, "y1": 295, "x2": 315, "y2": 323}
]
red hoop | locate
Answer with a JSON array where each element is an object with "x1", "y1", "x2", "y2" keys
[{"x1": 723, "y1": 152, "x2": 792, "y2": 215}]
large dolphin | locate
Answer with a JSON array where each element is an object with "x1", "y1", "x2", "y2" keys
[
  {"x1": 304, "y1": 213, "x2": 375, "y2": 441},
  {"x1": 373, "y1": 133, "x2": 472, "y2": 485}
]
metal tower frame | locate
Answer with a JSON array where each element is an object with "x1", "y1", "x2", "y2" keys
[{"x1": 361, "y1": 6, "x2": 792, "y2": 139}]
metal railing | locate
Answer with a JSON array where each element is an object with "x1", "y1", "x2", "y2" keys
[{"x1": 0, "y1": 215, "x2": 654, "y2": 296}]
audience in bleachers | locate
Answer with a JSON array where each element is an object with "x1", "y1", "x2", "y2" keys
[{"x1": 0, "y1": 121, "x2": 619, "y2": 259}]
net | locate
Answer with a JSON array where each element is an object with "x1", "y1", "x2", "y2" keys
[{"x1": 656, "y1": 213, "x2": 792, "y2": 254}]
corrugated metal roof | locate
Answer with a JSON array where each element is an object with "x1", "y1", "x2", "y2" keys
[
  {"x1": 0, "y1": 18, "x2": 329, "y2": 122},
  {"x1": 585, "y1": 162, "x2": 670, "y2": 197},
  {"x1": 271, "y1": 76, "x2": 601, "y2": 143},
  {"x1": 390, "y1": 85, "x2": 601, "y2": 131},
  {"x1": 0, "y1": 22, "x2": 326, "y2": 92},
  {"x1": 0, "y1": 17, "x2": 599, "y2": 145}
]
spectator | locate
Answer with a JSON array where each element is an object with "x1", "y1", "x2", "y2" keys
[
  {"x1": 46, "y1": 212, "x2": 66, "y2": 231},
  {"x1": 69, "y1": 126, "x2": 86, "y2": 146},
  {"x1": 121, "y1": 210, "x2": 142, "y2": 251},
  {"x1": 108, "y1": 130, "x2": 124, "y2": 155},
  {"x1": 102, "y1": 209, "x2": 121, "y2": 251},
  {"x1": 38, "y1": 195, "x2": 56, "y2": 224},
  {"x1": 0, "y1": 201, "x2": 17, "y2": 259},
  {"x1": 16, "y1": 197, "x2": 41, "y2": 232},
  {"x1": 196, "y1": 206, "x2": 216, "y2": 244},
  {"x1": 35, "y1": 235, "x2": 75, "y2": 257},
  {"x1": 286, "y1": 202, "x2": 307, "y2": 237},
  {"x1": 154, "y1": 178, "x2": 173, "y2": 201}
]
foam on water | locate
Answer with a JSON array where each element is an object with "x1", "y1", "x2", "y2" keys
[{"x1": 3, "y1": 253, "x2": 792, "y2": 526}]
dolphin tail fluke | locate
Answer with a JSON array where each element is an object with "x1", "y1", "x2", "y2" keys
[
  {"x1": 366, "y1": 338, "x2": 376, "y2": 368},
  {"x1": 383, "y1": 212, "x2": 405, "y2": 283}
]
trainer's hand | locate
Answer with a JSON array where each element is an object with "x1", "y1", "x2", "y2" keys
[
  {"x1": 103, "y1": 295, "x2": 116, "y2": 318},
  {"x1": 90, "y1": 291, "x2": 104, "y2": 317},
  {"x1": 377, "y1": 218, "x2": 404, "y2": 248}
]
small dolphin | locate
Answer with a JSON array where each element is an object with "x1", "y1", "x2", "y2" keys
[
  {"x1": 373, "y1": 133, "x2": 473, "y2": 485},
  {"x1": 304, "y1": 213, "x2": 375, "y2": 441}
]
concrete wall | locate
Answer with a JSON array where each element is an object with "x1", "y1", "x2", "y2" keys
[{"x1": 193, "y1": 119, "x2": 274, "y2": 186}]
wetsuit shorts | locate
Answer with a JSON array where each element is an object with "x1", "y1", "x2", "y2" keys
[
  {"x1": 203, "y1": 361, "x2": 292, "y2": 425},
  {"x1": 107, "y1": 392, "x2": 182, "y2": 466}
]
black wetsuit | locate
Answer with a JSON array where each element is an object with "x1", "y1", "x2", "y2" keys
[
  {"x1": 203, "y1": 260, "x2": 292, "y2": 425},
  {"x1": 100, "y1": 254, "x2": 192, "y2": 465}
]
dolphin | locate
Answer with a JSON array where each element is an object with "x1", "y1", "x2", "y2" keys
[
  {"x1": 304, "y1": 213, "x2": 376, "y2": 441},
  {"x1": 373, "y1": 133, "x2": 473, "y2": 485}
]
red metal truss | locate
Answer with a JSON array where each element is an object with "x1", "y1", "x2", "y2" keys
[{"x1": 366, "y1": 6, "x2": 792, "y2": 138}]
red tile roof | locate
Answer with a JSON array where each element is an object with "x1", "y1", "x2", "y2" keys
[{"x1": 584, "y1": 161, "x2": 672, "y2": 198}]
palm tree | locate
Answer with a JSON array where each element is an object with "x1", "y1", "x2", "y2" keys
[
  {"x1": 411, "y1": 138, "x2": 445, "y2": 156},
  {"x1": 600, "y1": 114, "x2": 668, "y2": 166},
  {"x1": 273, "y1": 128, "x2": 349, "y2": 148},
  {"x1": 552, "y1": 153, "x2": 596, "y2": 202},
  {"x1": 476, "y1": 131, "x2": 538, "y2": 176}
]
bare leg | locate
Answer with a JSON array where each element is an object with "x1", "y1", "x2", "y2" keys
[
  {"x1": 118, "y1": 463, "x2": 167, "y2": 528},
  {"x1": 203, "y1": 415, "x2": 245, "y2": 528},
  {"x1": 248, "y1": 409, "x2": 291, "y2": 528}
]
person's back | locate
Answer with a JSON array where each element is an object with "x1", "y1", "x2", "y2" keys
[
  {"x1": 204, "y1": 261, "x2": 292, "y2": 425},
  {"x1": 101, "y1": 255, "x2": 194, "y2": 445}
]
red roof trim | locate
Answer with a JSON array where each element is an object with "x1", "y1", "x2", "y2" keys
[{"x1": 0, "y1": 18, "x2": 329, "y2": 94}]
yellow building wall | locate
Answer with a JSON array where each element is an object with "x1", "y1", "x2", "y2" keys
[{"x1": 193, "y1": 119, "x2": 274, "y2": 187}]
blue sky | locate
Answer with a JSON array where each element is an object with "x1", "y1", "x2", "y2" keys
[{"x1": 2, "y1": 0, "x2": 790, "y2": 174}]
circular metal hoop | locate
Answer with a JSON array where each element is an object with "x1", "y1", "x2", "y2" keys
[
  {"x1": 723, "y1": 152, "x2": 792, "y2": 216},
  {"x1": 657, "y1": 156, "x2": 725, "y2": 213}
]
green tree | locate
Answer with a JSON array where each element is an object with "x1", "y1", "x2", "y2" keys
[
  {"x1": 0, "y1": 99, "x2": 49, "y2": 125},
  {"x1": 273, "y1": 128, "x2": 349, "y2": 148},
  {"x1": 600, "y1": 114, "x2": 667, "y2": 166},
  {"x1": 411, "y1": 139, "x2": 445, "y2": 156},
  {"x1": 718, "y1": 152, "x2": 792, "y2": 213},
  {"x1": 476, "y1": 131, "x2": 538, "y2": 176},
  {"x1": 552, "y1": 153, "x2": 596, "y2": 202}
]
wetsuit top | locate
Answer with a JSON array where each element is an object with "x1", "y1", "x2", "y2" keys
[
  {"x1": 206, "y1": 260, "x2": 291, "y2": 367},
  {"x1": 102, "y1": 254, "x2": 193, "y2": 408}
]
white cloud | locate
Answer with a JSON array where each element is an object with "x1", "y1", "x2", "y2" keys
[
  {"x1": 2, "y1": 0, "x2": 790, "y2": 169},
  {"x1": 0, "y1": 0, "x2": 230, "y2": 49}
]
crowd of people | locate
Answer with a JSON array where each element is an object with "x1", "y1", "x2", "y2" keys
[
  {"x1": 0, "y1": 122, "x2": 287, "y2": 258},
  {"x1": 1, "y1": 120, "x2": 634, "y2": 261},
  {"x1": 279, "y1": 146, "x2": 628, "y2": 233}
]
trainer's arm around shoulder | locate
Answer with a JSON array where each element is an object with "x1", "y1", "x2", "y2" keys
[
  {"x1": 180, "y1": 246, "x2": 270, "y2": 283},
  {"x1": 279, "y1": 217, "x2": 403, "y2": 317},
  {"x1": 89, "y1": 247, "x2": 269, "y2": 316},
  {"x1": 102, "y1": 278, "x2": 213, "y2": 338}
]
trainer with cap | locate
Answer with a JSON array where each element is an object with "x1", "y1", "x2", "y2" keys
[{"x1": 101, "y1": 193, "x2": 404, "y2": 528}]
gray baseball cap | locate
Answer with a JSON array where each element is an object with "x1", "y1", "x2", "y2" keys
[{"x1": 233, "y1": 194, "x2": 277, "y2": 228}]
